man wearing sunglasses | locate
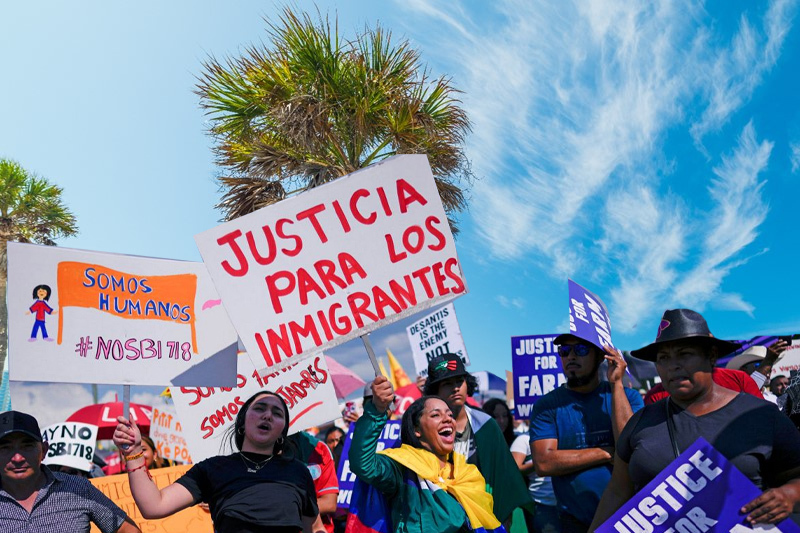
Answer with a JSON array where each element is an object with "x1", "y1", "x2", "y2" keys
[{"x1": 528, "y1": 335, "x2": 644, "y2": 533}]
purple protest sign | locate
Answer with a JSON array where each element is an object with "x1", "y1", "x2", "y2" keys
[
  {"x1": 568, "y1": 279, "x2": 614, "y2": 351},
  {"x1": 336, "y1": 419, "x2": 401, "y2": 509},
  {"x1": 596, "y1": 437, "x2": 800, "y2": 533},
  {"x1": 512, "y1": 334, "x2": 566, "y2": 420}
]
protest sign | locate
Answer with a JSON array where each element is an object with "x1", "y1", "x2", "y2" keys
[
  {"x1": 568, "y1": 279, "x2": 614, "y2": 351},
  {"x1": 90, "y1": 465, "x2": 212, "y2": 533},
  {"x1": 406, "y1": 303, "x2": 469, "y2": 377},
  {"x1": 171, "y1": 351, "x2": 340, "y2": 462},
  {"x1": 150, "y1": 406, "x2": 192, "y2": 464},
  {"x1": 512, "y1": 335, "x2": 566, "y2": 420},
  {"x1": 41, "y1": 422, "x2": 98, "y2": 472},
  {"x1": 773, "y1": 338, "x2": 800, "y2": 379},
  {"x1": 196, "y1": 155, "x2": 467, "y2": 372},
  {"x1": 337, "y1": 420, "x2": 401, "y2": 509},
  {"x1": 596, "y1": 437, "x2": 800, "y2": 533},
  {"x1": 7, "y1": 242, "x2": 238, "y2": 386}
]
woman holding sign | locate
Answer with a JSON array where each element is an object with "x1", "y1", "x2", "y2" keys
[
  {"x1": 590, "y1": 309, "x2": 800, "y2": 529},
  {"x1": 348, "y1": 375, "x2": 505, "y2": 533},
  {"x1": 113, "y1": 391, "x2": 321, "y2": 533}
]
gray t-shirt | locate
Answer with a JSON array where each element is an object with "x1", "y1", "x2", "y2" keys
[{"x1": 618, "y1": 393, "x2": 800, "y2": 491}]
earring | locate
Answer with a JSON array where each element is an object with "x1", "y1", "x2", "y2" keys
[
  {"x1": 237, "y1": 427, "x2": 244, "y2": 435},
  {"x1": 277, "y1": 436, "x2": 285, "y2": 446}
]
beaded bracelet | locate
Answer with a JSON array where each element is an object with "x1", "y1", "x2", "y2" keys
[
  {"x1": 128, "y1": 462, "x2": 153, "y2": 480},
  {"x1": 124, "y1": 451, "x2": 144, "y2": 462}
]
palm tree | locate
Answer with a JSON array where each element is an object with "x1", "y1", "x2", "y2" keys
[
  {"x1": 0, "y1": 158, "x2": 78, "y2": 389},
  {"x1": 196, "y1": 8, "x2": 472, "y2": 233}
]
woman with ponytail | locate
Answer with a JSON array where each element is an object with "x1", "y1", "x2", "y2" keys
[{"x1": 113, "y1": 391, "x2": 321, "y2": 533}]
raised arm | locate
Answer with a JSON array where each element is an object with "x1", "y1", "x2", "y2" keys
[
  {"x1": 112, "y1": 416, "x2": 195, "y2": 519},
  {"x1": 604, "y1": 345, "x2": 638, "y2": 440},
  {"x1": 348, "y1": 376, "x2": 401, "y2": 495}
]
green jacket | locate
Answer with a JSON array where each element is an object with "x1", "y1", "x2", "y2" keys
[
  {"x1": 464, "y1": 406, "x2": 533, "y2": 521},
  {"x1": 350, "y1": 402, "x2": 470, "y2": 533}
]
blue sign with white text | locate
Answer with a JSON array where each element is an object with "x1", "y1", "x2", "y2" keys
[
  {"x1": 336, "y1": 419, "x2": 402, "y2": 509},
  {"x1": 568, "y1": 279, "x2": 614, "y2": 351},
  {"x1": 596, "y1": 438, "x2": 800, "y2": 533},
  {"x1": 512, "y1": 334, "x2": 566, "y2": 420}
]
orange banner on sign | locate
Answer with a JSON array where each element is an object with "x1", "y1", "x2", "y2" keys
[
  {"x1": 90, "y1": 464, "x2": 212, "y2": 533},
  {"x1": 56, "y1": 262, "x2": 198, "y2": 352}
]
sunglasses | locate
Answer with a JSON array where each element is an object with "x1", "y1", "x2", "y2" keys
[{"x1": 557, "y1": 344, "x2": 592, "y2": 357}]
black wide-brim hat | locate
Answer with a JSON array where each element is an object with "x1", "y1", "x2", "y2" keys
[
  {"x1": 426, "y1": 353, "x2": 470, "y2": 388},
  {"x1": 630, "y1": 308, "x2": 740, "y2": 362}
]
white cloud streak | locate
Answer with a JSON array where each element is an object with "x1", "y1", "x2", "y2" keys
[
  {"x1": 398, "y1": 0, "x2": 792, "y2": 332},
  {"x1": 791, "y1": 141, "x2": 800, "y2": 173}
]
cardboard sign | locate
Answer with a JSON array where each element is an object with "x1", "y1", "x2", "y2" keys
[
  {"x1": 7, "y1": 242, "x2": 238, "y2": 386},
  {"x1": 196, "y1": 155, "x2": 467, "y2": 372},
  {"x1": 150, "y1": 406, "x2": 192, "y2": 464},
  {"x1": 90, "y1": 465, "x2": 213, "y2": 533},
  {"x1": 596, "y1": 438, "x2": 800, "y2": 533},
  {"x1": 512, "y1": 335, "x2": 566, "y2": 420},
  {"x1": 171, "y1": 352, "x2": 340, "y2": 462},
  {"x1": 336, "y1": 419, "x2": 402, "y2": 509},
  {"x1": 41, "y1": 422, "x2": 98, "y2": 472},
  {"x1": 568, "y1": 279, "x2": 614, "y2": 351},
  {"x1": 406, "y1": 303, "x2": 469, "y2": 377}
]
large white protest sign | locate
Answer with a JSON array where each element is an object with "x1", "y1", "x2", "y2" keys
[
  {"x1": 196, "y1": 155, "x2": 467, "y2": 372},
  {"x1": 41, "y1": 422, "x2": 98, "y2": 472},
  {"x1": 171, "y1": 352, "x2": 340, "y2": 462},
  {"x1": 7, "y1": 243, "x2": 238, "y2": 386},
  {"x1": 406, "y1": 303, "x2": 469, "y2": 377},
  {"x1": 150, "y1": 406, "x2": 192, "y2": 464}
]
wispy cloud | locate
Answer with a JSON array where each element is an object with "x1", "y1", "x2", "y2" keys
[
  {"x1": 398, "y1": 0, "x2": 791, "y2": 332},
  {"x1": 791, "y1": 141, "x2": 800, "y2": 172},
  {"x1": 496, "y1": 295, "x2": 525, "y2": 309},
  {"x1": 691, "y1": 0, "x2": 795, "y2": 142}
]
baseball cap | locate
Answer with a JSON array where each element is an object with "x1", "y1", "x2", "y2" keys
[{"x1": 0, "y1": 411, "x2": 43, "y2": 442}]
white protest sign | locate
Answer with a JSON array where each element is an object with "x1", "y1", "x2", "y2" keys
[
  {"x1": 195, "y1": 155, "x2": 467, "y2": 372},
  {"x1": 171, "y1": 352, "x2": 340, "y2": 462},
  {"x1": 7, "y1": 242, "x2": 238, "y2": 386},
  {"x1": 150, "y1": 406, "x2": 192, "y2": 464},
  {"x1": 41, "y1": 422, "x2": 98, "y2": 472},
  {"x1": 773, "y1": 339, "x2": 800, "y2": 378},
  {"x1": 405, "y1": 303, "x2": 469, "y2": 377}
]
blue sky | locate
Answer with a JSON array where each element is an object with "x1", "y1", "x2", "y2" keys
[{"x1": 3, "y1": 0, "x2": 800, "y2": 426}]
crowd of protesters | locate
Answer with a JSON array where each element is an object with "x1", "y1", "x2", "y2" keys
[{"x1": 4, "y1": 308, "x2": 800, "y2": 532}]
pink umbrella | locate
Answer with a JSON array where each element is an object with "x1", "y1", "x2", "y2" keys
[{"x1": 325, "y1": 355, "x2": 367, "y2": 399}]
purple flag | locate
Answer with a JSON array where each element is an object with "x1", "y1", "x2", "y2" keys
[
  {"x1": 568, "y1": 279, "x2": 614, "y2": 351},
  {"x1": 512, "y1": 334, "x2": 566, "y2": 420},
  {"x1": 596, "y1": 437, "x2": 800, "y2": 533}
]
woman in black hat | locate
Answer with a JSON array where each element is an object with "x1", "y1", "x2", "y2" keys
[{"x1": 590, "y1": 309, "x2": 800, "y2": 529}]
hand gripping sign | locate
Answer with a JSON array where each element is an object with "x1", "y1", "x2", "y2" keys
[
  {"x1": 7, "y1": 242, "x2": 238, "y2": 386},
  {"x1": 195, "y1": 155, "x2": 468, "y2": 373},
  {"x1": 567, "y1": 279, "x2": 614, "y2": 351},
  {"x1": 596, "y1": 438, "x2": 800, "y2": 533}
]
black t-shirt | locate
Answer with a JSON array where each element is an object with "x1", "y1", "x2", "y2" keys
[
  {"x1": 175, "y1": 452, "x2": 318, "y2": 533},
  {"x1": 618, "y1": 393, "x2": 800, "y2": 491}
]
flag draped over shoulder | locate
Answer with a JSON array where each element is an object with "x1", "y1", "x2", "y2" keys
[{"x1": 346, "y1": 445, "x2": 506, "y2": 533}]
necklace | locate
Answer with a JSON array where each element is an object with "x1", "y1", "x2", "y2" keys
[{"x1": 239, "y1": 452, "x2": 273, "y2": 473}]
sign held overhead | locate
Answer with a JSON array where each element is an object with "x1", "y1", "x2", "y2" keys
[{"x1": 196, "y1": 155, "x2": 468, "y2": 372}]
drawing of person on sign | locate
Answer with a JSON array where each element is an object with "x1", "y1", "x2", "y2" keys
[{"x1": 26, "y1": 283, "x2": 57, "y2": 342}]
